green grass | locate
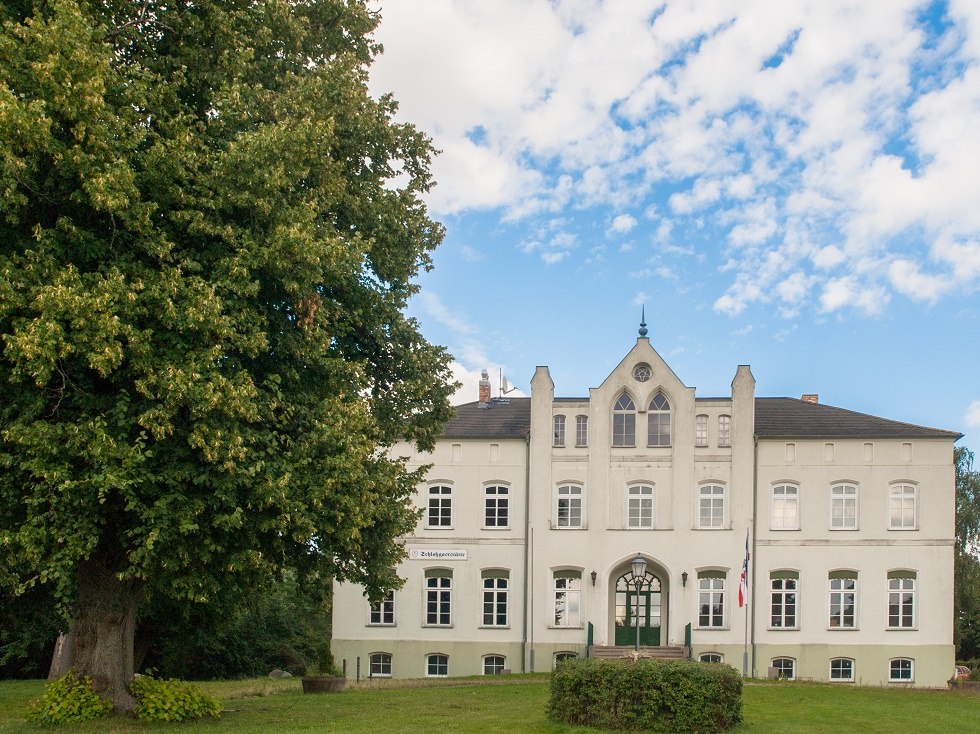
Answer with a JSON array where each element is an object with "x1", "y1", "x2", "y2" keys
[{"x1": 2, "y1": 676, "x2": 980, "y2": 733}]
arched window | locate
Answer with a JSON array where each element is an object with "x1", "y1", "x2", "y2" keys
[
  {"x1": 771, "y1": 657, "x2": 795, "y2": 679},
  {"x1": 482, "y1": 570, "x2": 509, "y2": 627},
  {"x1": 369, "y1": 652, "x2": 392, "y2": 677},
  {"x1": 553, "y1": 415, "x2": 566, "y2": 447},
  {"x1": 648, "y1": 392, "x2": 671, "y2": 447},
  {"x1": 887, "y1": 571, "x2": 916, "y2": 629},
  {"x1": 699, "y1": 653, "x2": 723, "y2": 664},
  {"x1": 830, "y1": 658, "x2": 854, "y2": 682},
  {"x1": 483, "y1": 655, "x2": 505, "y2": 675},
  {"x1": 426, "y1": 653, "x2": 448, "y2": 677},
  {"x1": 612, "y1": 393, "x2": 636, "y2": 446}
]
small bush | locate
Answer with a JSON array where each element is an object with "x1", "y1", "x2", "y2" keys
[
  {"x1": 26, "y1": 671, "x2": 113, "y2": 724},
  {"x1": 548, "y1": 657, "x2": 742, "y2": 733},
  {"x1": 129, "y1": 675, "x2": 221, "y2": 722}
]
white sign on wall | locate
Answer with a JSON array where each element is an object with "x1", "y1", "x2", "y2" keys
[{"x1": 409, "y1": 549, "x2": 468, "y2": 560}]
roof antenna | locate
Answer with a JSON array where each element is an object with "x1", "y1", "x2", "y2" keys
[{"x1": 639, "y1": 306, "x2": 648, "y2": 338}]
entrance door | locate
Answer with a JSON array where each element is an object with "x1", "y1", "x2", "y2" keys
[{"x1": 614, "y1": 571, "x2": 661, "y2": 646}]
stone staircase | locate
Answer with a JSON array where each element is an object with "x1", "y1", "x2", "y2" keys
[{"x1": 589, "y1": 645, "x2": 689, "y2": 660}]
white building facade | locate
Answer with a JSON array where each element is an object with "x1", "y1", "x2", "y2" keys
[{"x1": 332, "y1": 330, "x2": 959, "y2": 686}]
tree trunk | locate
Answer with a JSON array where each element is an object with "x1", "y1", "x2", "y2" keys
[
  {"x1": 71, "y1": 554, "x2": 143, "y2": 713},
  {"x1": 48, "y1": 630, "x2": 76, "y2": 679}
]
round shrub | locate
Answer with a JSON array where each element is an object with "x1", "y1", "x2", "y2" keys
[
  {"x1": 26, "y1": 671, "x2": 113, "y2": 724},
  {"x1": 129, "y1": 675, "x2": 221, "y2": 722}
]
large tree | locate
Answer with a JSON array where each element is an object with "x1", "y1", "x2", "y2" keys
[
  {"x1": 0, "y1": 0, "x2": 454, "y2": 710},
  {"x1": 955, "y1": 446, "x2": 980, "y2": 660}
]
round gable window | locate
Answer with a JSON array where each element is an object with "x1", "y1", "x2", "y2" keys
[{"x1": 632, "y1": 364, "x2": 652, "y2": 382}]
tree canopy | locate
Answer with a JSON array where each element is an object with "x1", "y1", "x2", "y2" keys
[
  {"x1": 0, "y1": 0, "x2": 455, "y2": 708},
  {"x1": 955, "y1": 446, "x2": 980, "y2": 660}
]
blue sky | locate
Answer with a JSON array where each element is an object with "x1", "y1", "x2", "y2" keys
[{"x1": 368, "y1": 0, "x2": 980, "y2": 449}]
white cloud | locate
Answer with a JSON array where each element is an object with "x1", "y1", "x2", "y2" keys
[
  {"x1": 966, "y1": 400, "x2": 980, "y2": 429},
  {"x1": 609, "y1": 214, "x2": 638, "y2": 235}
]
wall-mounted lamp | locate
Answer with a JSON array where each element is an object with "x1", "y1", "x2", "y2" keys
[
  {"x1": 590, "y1": 570, "x2": 598, "y2": 586},
  {"x1": 681, "y1": 571, "x2": 688, "y2": 587}
]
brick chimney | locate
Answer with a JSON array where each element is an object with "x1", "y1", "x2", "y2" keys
[
  {"x1": 478, "y1": 369, "x2": 491, "y2": 408},
  {"x1": 801, "y1": 394, "x2": 819, "y2": 404}
]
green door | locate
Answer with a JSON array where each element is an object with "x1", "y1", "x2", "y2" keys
[{"x1": 614, "y1": 571, "x2": 661, "y2": 646}]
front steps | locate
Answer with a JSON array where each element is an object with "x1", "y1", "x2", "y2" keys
[{"x1": 589, "y1": 645, "x2": 689, "y2": 660}]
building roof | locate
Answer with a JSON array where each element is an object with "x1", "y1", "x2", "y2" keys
[
  {"x1": 442, "y1": 397, "x2": 959, "y2": 441},
  {"x1": 754, "y1": 397, "x2": 961, "y2": 440}
]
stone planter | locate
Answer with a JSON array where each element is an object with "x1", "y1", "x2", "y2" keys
[{"x1": 301, "y1": 676, "x2": 347, "y2": 694}]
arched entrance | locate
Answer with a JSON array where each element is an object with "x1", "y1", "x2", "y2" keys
[{"x1": 614, "y1": 569, "x2": 662, "y2": 646}]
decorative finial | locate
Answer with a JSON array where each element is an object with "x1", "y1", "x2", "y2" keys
[{"x1": 639, "y1": 306, "x2": 648, "y2": 338}]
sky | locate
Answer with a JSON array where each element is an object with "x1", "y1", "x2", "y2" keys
[{"x1": 366, "y1": 0, "x2": 980, "y2": 450}]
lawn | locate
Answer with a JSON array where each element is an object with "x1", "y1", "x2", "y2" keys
[{"x1": 2, "y1": 676, "x2": 979, "y2": 733}]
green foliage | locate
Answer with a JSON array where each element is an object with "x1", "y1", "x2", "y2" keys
[
  {"x1": 955, "y1": 447, "x2": 980, "y2": 659},
  {"x1": 0, "y1": 0, "x2": 455, "y2": 694},
  {"x1": 25, "y1": 671, "x2": 113, "y2": 725},
  {"x1": 548, "y1": 658, "x2": 742, "y2": 733},
  {"x1": 128, "y1": 675, "x2": 221, "y2": 722}
]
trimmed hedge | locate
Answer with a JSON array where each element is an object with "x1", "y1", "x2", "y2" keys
[{"x1": 548, "y1": 657, "x2": 742, "y2": 732}]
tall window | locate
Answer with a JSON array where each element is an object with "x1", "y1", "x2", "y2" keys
[
  {"x1": 829, "y1": 571, "x2": 857, "y2": 629},
  {"x1": 698, "y1": 572, "x2": 726, "y2": 628},
  {"x1": 369, "y1": 590, "x2": 395, "y2": 626},
  {"x1": 718, "y1": 415, "x2": 731, "y2": 447},
  {"x1": 830, "y1": 484, "x2": 858, "y2": 529},
  {"x1": 612, "y1": 393, "x2": 636, "y2": 446},
  {"x1": 425, "y1": 570, "x2": 452, "y2": 626},
  {"x1": 556, "y1": 485, "x2": 583, "y2": 528},
  {"x1": 769, "y1": 572, "x2": 798, "y2": 629},
  {"x1": 485, "y1": 485, "x2": 509, "y2": 528},
  {"x1": 575, "y1": 415, "x2": 589, "y2": 447},
  {"x1": 830, "y1": 658, "x2": 854, "y2": 682},
  {"x1": 695, "y1": 414, "x2": 708, "y2": 447},
  {"x1": 483, "y1": 655, "x2": 505, "y2": 675},
  {"x1": 771, "y1": 484, "x2": 799, "y2": 530},
  {"x1": 553, "y1": 415, "x2": 566, "y2": 447},
  {"x1": 426, "y1": 653, "x2": 448, "y2": 677},
  {"x1": 772, "y1": 658, "x2": 795, "y2": 679},
  {"x1": 427, "y1": 485, "x2": 452, "y2": 528},
  {"x1": 888, "y1": 572, "x2": 916, "y2": 629},
  {"x1": 647, "y1": 392, "x2": 671, "y2": 447},
  {"x1": 482, "y1": 571, "x2": 509, "y2": 627},
  {"x1": 889, "y1": 484, "x2": 917, "y2": 529},
  {"x1": 698, "y1": 484, "x2": 725, "y2": 528},
  {"x1": 627, "y1": 484, "x2": 654, "y2": 528},
  {"x1": 889, "y1": 658, "x2": 913, "y2": 682},
  {"x1": 553, "y1": 571, "x2": 582, "y2": 627},
  {"x1": 369, "y1": 652, "x2": 392, "y2": 677}
]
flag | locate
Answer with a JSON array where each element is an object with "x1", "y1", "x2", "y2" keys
[{"x1": 738, "y1": 530, "x2": 750, "y2": 608}]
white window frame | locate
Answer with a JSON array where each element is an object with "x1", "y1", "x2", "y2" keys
[
  {"x1": 424, "y1": 570, "x2": 452, "y2": 627},
  {"x1": 718, "y1": 414, "x2": 731, "y2": 447},
  {"x1": 426, "y1": 653, "x2": 448, "y2": 677},
  {"x1": 769, "y1": 572, "x2": 799, "y2": 630},
  {"x1": 887, "y1": 573, "x2": 916, "y2": 629},
  {"x1": 369, "y1": 652, "x2": 392, "y2": 678},
  {"x1": 484, "y1": 485, "x2": 509, "y2": 529},
  {"x1": 553, "y1": 414, "x2": 566, "y2": 447},
  {"x1": 612, "y1": 393, "x2": 636, "y2": 447},
  {"x1": 483, "y1": 655, "x2": 506, "y2": 675},
  {"x1": 889, "y1": 657, "x2": 914, "y2": 682},
  {"x1": 553, "y1": 571, "x2": 583, "y2": 628},
  {"x1": 888, "y1": 484, "x2": 917, "y2": 530},
  {"x1": 771, "y1": 484, "x2": 800, "y2": 530},
  {"x1": 699, "y1": 653, "x2": 723, "y2": 663},
  {"x1": 556, "y1": 484, "x2": 584, "y2": 529},
  {"x1": 772, "y1": 657, "x2": 795, "y2": 679},
  {"x1": 828, "y1": 572, "x2": 858, "y2": 629},
  {"x1": 697, "y1": 572, "x2": 726, "y2": 629},
  {"x1": 482, "y1": 571, "x2": 509, "y2": 628},
  {"x1": 426, "y1": 485, "x2": 453, "y2": 529},
  {"x1": 575, "y1": 415, "x2": 589, "y2": 447},
  {"x1": 830, "y1": 484, "x2": 858, "y2": 530},
  {"x1": 627, "y1": 484, "x2": 654, "y2": 528},
  {"x1": 368, "y1": 590, "x2": 395, "y2": 626},
  {"x1": 698, "y1": 484, "x2": 726, "y2": 529},
  {"x1": 695, "y1": 414, "x2": 708, "y2": 447},
  {"x1": 830, "y1": 658, "x2": 854, "y2": 682},
  {"x1": 647, "y1": 392, "x2": 671, "y2": 447}
]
